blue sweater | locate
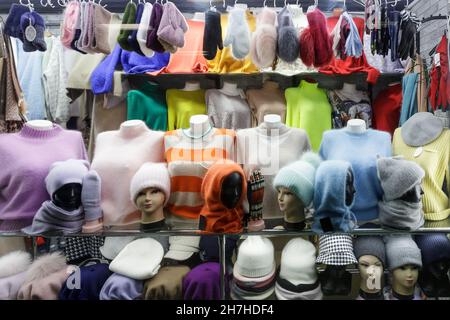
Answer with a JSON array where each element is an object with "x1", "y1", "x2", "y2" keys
[{"x1": 319, "y1": 129, "x2": 392, "y2": 222}]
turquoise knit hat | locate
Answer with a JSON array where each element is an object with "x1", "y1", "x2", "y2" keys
[{"x1": 273, "y1": 152, "x2": 322, "y2": 207}]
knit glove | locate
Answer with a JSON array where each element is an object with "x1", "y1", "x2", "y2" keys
[
  {"x1": 223, "y1": 7, "x2": 251, "y2": 60},
  {"x1": 157, "y1": 2, "x2": 188, "y2": 50},
  {"x1": 203, "y1": 10, "x2": 223, "y2": 60},
  {"x1": 143, "y1": 265, "x2": 190, "y2": 300},
  {"x1": 81, "y1": 170, "x2": 103, "y2": 233},
  {"x1": 250, "y1": 7, "x2": 277, "y2": 68},
  {"x1": 398, "y1": 20, "x2": 417, "y2": 60},
  {"x1": 246, "y1": 169, "x2": 265, "y2": 232},
  {"x1": 20, "y1": 11, "x2": 47, "y2": 52}
]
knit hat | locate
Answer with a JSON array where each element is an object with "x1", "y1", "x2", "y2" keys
[
  {"x1": 17, "y1": 252, "x2": 72, "y2": 300},
  {"x1": 401, "y1": 112, "x2": 444, "y2": 147},
  {"x1": 137, "y1": 3, "x2": 155, "y2": 57},
  {"x1": 81, "y1": 170, "x2": 103, "y2": 231},
  {"x1": 99, "y1": 236, "x2": 137, "y2": 261},
  {"x1": 223, "y1": 7, "x2": 251, "y2": 60},
  {"x1": 61, "y1": 0, "x2": 80, "y2": 48},
  {"x1": 156, "y1": 2, "x2": 188, "y2": 50},
  {"x1": 129, "y1": 162, "x2": 171, "y2": 207},
  {"x1": 183, "y1": 262, "x2": 223, "y2": 300},
  {"x1": 59, "y1": 263, "x2": 112, "y2": 300},
  {"x1": 279, "y1": 238, "x2": 318, "y2": 286},
  {"x1": 99, "y1": 273, "x2": 143, "y2": 300},
  {"x1": 233, "y1": 236, "x2": 275, "y2": 278},
  {"x1": 143, "y1": 265, "x2": 190, "y2": 300},
  {"x1": 353, "y1": 236, "x2": 386, "y2": 267},
  {"x1": 0, "y1": 251, "x2": 32, "y2": 300},
  {"x1": 250, "y1": 7, "x2": 277, "y2": 68},
  {"x1": 164, "y1": 236, "x2": 201, "y2": 261},
  {"x1": 146, "y1": 2, "x2": 165, "y2": 53},
  {"x1": 109, "y1": 238, "x2": 164, "y2": 280},
  {"x1": 277, "y1": 6, "x2": 299, "y2": 63},
  {"x1": 414, "y1": 234, "x2": 450, "y2": 267},
  {"x1": 20, "y1": 11, "x2": 47, "y2": 52},
  {"x1": 312, "y1": 160, "x2": 357, "y2": 234},
  {"x1": 384, "y1": 235, "x2": 422, "y2": 271},
  {"x1": 92, "y1": 3, "x2": 113, "y2": 54},
  {"x1": 377, "y1": 157, "x2": 425, "y2": 202},
  {"x1": 45, "y1": 159, "x2": 90, "y2": 197},
  {"x1": 316, "y1": 234, "x2": 358, "y2": 266},
  {"x1": 199, "y1": 160, "x2": 247, "y2": 234},
  {"x1": 273, "y1": 152, "x2": 321, "y2": 207},
  {"x1": 203, "y1": 10, "x2": 223, "y2": 60},
  {"x1": 4, "y1": 4, "x2": 29, "y2": 40}
]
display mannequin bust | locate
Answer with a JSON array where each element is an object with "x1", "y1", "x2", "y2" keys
[
  {"x1": 221, "y1": 81, "x2": 239, "y2": 94},
  {"x1": 26, "y1": 120, "x2": 53, "y2": 130},
  {"x1": 263, "y1": 114, "x2": 283, "y2": 131},
  {"x1": 346, "y1": 119, "x2": 366, "y2": 134}
]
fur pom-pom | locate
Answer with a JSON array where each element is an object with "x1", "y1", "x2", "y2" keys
[
  {"x1": 301, "y1": 152, "x2": 322, "y2": 170},
  {"x1": 0, "y1": 251, "x2": 32, "y2": 278},
  {"x1": 23, "y1": 252, "x2": 67, "y2": 283},
  {"x1": 278, "y1": 26, "x2": 299, "y2": 63}
]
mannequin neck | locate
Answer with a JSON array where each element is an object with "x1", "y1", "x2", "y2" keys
[
  {"x1": 119, "y1": 120, "x2": 148, "y2": 138},
  {"x1": 182, "y1": 81, "x2": 201, "y2": 91},
  {"x1": 263, "y1": 114, "x2": 283, "y2": 129},
  {"x1": 26, "y1": 120, "x2": 53, "y2": 131},
  {"x1": 220, "y1": 82, "x2": 239, "y2": 95},
  {"x1": 141, "y1": 207, "x2": 165, "y2": 225},
  {"x1": 185, "y1": 115, "x2": 212, "y2": 138},
  {"x1": 346, "y1": 119, "x2": 367, "y2": 134}
]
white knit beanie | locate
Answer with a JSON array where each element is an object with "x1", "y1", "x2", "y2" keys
[
  {"x1": 129, "y1": 162, "x2": 171, "y2": 207},
  {"x1": 280, "y1": 238, "x2": 318, "y2": 285},
  {"x1": 273, "y1": 152, "x2": 322, "y2": 207},
  {"x1": 109, "y1": 238, "x2": 164, "y2": 280},
  {"x1": 164, "y1": 236, "x2": 200, "y2": 261},
  {"x1": 234, "y1": 236, "x2": 275, "y2": 278}
]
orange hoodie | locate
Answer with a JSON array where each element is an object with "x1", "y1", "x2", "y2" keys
[{"x1": 199, "y1": 160, "x2": 247, "y2": 234}]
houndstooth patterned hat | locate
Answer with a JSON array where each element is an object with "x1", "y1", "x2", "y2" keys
[{"x1": 316, "y1": 234, "x2": 357, "y2": 266}]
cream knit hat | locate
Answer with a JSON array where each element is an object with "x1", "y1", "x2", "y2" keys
[
  {"x1": 130, "y1": 163, "x2": 171, "y2": 207},
  {"x1": 164, "y1": 236, "x2": 200, "y2": 261},
  {"x1": 233, "y1": 236, "x2": 275, "y2": 278},
  {"x1": 280, "y1": 238, "x2": 318, "y2": 285}
]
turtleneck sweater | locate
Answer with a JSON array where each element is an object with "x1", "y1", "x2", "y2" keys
[
  {"x1": 0, "y1": 124, "x2": 88, "y2": 231},
  {"x1": 91, "y1": 121, "x2": 164, "y2": 226}
]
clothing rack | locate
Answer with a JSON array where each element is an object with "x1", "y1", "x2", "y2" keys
[{"x1": 416, "y1": 14, "x2": 448, "y2": 55}]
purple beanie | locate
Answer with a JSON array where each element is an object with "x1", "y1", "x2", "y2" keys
[
  {"x1": 58, "y1": 263, "x2": 112, "y2": 300},
  {"x1": 4, "y1": 4, "x2": 29, "y2": 40},
  {"x1": 183, "y1": 262, "x2": 226, "y2": 300},
  {"x1": 100, "y1": 273, "x2": 143, "y2": 300}
]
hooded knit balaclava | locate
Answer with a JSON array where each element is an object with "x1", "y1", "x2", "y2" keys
[
  {"x1": 45, "y1": 159, "x2": 90, "y2": 197},
  {"x1": 199, "y1": 160, "x2": 247, "y2": 234}
]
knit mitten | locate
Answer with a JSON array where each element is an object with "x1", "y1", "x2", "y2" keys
[
  {"x1": 81, "y1": 170, "x2": 103, "y2": 233},
  {"x1": 203, "y1": 10, "x2": 223, "y2": 60},
  {"x1": 146, "y1": 2, "x2": 165, "y2": 53},
  {"x1": 246, "y1": 169, "x2": 265, "y2": 232},
  {"x1": 20, "y1": 11, "x2": 47, "y2": 52},
  {"x1": 157, "y1": 2, "x2": 189, "y2": 50},
  {"x1": 117, "y1": 1, "x2": 137, "y2": 52},
  {"x1": 250, "y1": 7, "x2": 277, "y2": 68},
  {"x1": 223, "y1": 7, "x2": 251, "y2": 60},
  {"x1": 277, "y1": 7, "x2": 299, "y2": 63}
]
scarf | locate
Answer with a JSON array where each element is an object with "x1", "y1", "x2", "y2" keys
[
  {"x1": 379, "y1": 199, "x2": 424, "y2": 231},
  {"x1": 22, "y1": 201, "x2": 84, "y2": 235}
]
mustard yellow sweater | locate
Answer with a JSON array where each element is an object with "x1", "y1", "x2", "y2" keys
[{"x1": 393, "y1": 128, "x2": 450, "y2": 221}]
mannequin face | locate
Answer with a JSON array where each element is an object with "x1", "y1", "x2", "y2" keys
[
  {"x1": 320, "y1": 265, "x2": 352, "y2": 296},
  {"x1": 136, "y1": 188, "x2": 166, "y2": 216},
  {"x1": 52, "y1": 183, "x2": 82, "y2": 211},
  {"x1": 221, "y1": 172, "x2": 243, "y2": 209},
  {"x1": 277, "y1": 187, "x2": 305, "y2": 222},
  {"x1": 398, "y1": 185, "x2": 423, "y2": 203},
  {"x1": 392, "y1": 264, "x2": 419, "y2": 295},
  {"x1": 345, "y1": 169, "x2": 356, "y2": 206},
  {"x1": 358, "y1": 255, "x2": 384, "y2": 293}
]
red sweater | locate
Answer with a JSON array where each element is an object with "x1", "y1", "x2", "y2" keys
[{"x1": 372, "y1": 84, "x2": 403, "y2": 137}]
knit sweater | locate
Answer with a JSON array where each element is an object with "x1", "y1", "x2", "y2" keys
[
  {"x1": 166, "y1": 89, "x2": 207, "y2": 131},
  {"x1": 393, "y1": 128, "x2": 450, "y2": 221},
  {"x1": 205, "y1": 87, "x2": 251, "y2": 130},
  {"x1": 164, "y1": 128, "x2": 236, "y2": 220},
  {"x1": 127, "y1": 82, "x2": 168, "y2": 131},
  {"x1": 372, "y1": 84, "x2": 402, "y2": 137},
  {"x1": 319, "y1": 128, "x2": 392, "y2": 222},
  {"x1": 285, "y1": 81, "x2": 332, "y2": 151},
  {"x1": 245, "y1": 81, "x2": 287, "y2": 127},
  {"x1": 237, "y1": 123, "x2": 311, "y2": 222},
  {"x1": 0, "y1": 124, "x2": 88, "y2": 231},
  {"x1": 91, "y1": 122, "x2": 164, "y2": 226}
]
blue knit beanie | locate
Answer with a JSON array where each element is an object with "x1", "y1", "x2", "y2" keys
[
  {"x1": 58, "y1": 263, "x2": 112, "y2": 300},
  {"x1": 20, "y1": 11, "x2": 47, "y2": 52},
  {"x1": 4, "y1": 4, "x2": 30, "y2": 40},
  {"x1": 273, "y1": 152, "x2": 322, "y2": 207},
  {"x1": 415, "y1": 234, "x2": 450, "y2": 267},
  {"x1": 312, "y1": 160, "x2": 357, "y2": 234}
]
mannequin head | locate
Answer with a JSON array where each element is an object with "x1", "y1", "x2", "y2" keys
[
  {"x1": 358, "y1": 255, "x2": 384, "y2": 293},
  {"x1": 221, "y1": 172, "x2": 243, "y2": 209},
  {"x1": 392, "y1": 264, "x2": 420, "y2": 296},
  {"x1": 52, "y1": 183, "x2": 82, "y2": 211},
  {"x1": 135, "y1": 187, "x2": 166, "y2": 217},
  {"x1": 277, "y1": 187, "x2": 305, "y2": 224},
  {"x1": 345, "y1": 169, "x2": 356, "y2": 206},
  {"x1": 320, "y1": 265, "x2": 352, "y2": 296}
]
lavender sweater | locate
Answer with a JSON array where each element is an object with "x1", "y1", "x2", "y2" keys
[{"x1": 0, "y1": 124, "x2": 87, "y2": 231}]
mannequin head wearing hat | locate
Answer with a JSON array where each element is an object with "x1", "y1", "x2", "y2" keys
[
  {"x1": 52, "y1": 184, "x2": 82, "y2": 211},
  {"x1": 221, "y1": 172, "x2": 244, "y2": 209},
  {"x1": 392, "y1": 265, "x2": 420, "y2": 296},
  {"x1": 277, "y1": 187, "x2": 305, "y2": 227},
  {"x1": 135, "y1": 187, "x2": 166, "y2": 221}
]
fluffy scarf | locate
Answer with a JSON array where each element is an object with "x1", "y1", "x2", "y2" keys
[{"x1": 379, "y1": 200, "x2": 424, "y2": 231}]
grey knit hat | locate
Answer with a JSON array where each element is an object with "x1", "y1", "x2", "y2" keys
[
  {"x1": 401, "y1": 112, "x2": 444, "y2": 147},
  {"x1": 45, "y1": 159, "x2": 90, "y2": 196},
  {"x1": 384, "y1": 235, "x2": 422, "y2": 271},
  {"x1": 377, "y1": 157, "x2": 425, "y2": 201},
  {"x1": 353, "y1": 236, "x2": 386, "y2": 267}
]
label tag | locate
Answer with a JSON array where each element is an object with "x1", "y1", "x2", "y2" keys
[
  {"x1": 413, "y1": 147, "x2": 423, "y2": 158},
  {"x1": 434, "y1": 53, "x2": 441, "y2": 66},
  {"x1": 25, "y1": 18, "x2": 36, "y2": 42}
]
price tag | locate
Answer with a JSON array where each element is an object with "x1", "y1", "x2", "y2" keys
[
  {"x1": 413, "y1": 147, "x2": 423, "y2": 158},
  {"x1": 434, "y1": 53, "x2": 441, "y2": 67},
  {"x1": 25, "y1": 18, "x2": 36, "y2": 42}
]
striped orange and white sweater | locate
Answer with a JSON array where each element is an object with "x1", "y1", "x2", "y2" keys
[{"x1": 164, "y1": 128, "x2": 236, "y2": 220}]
